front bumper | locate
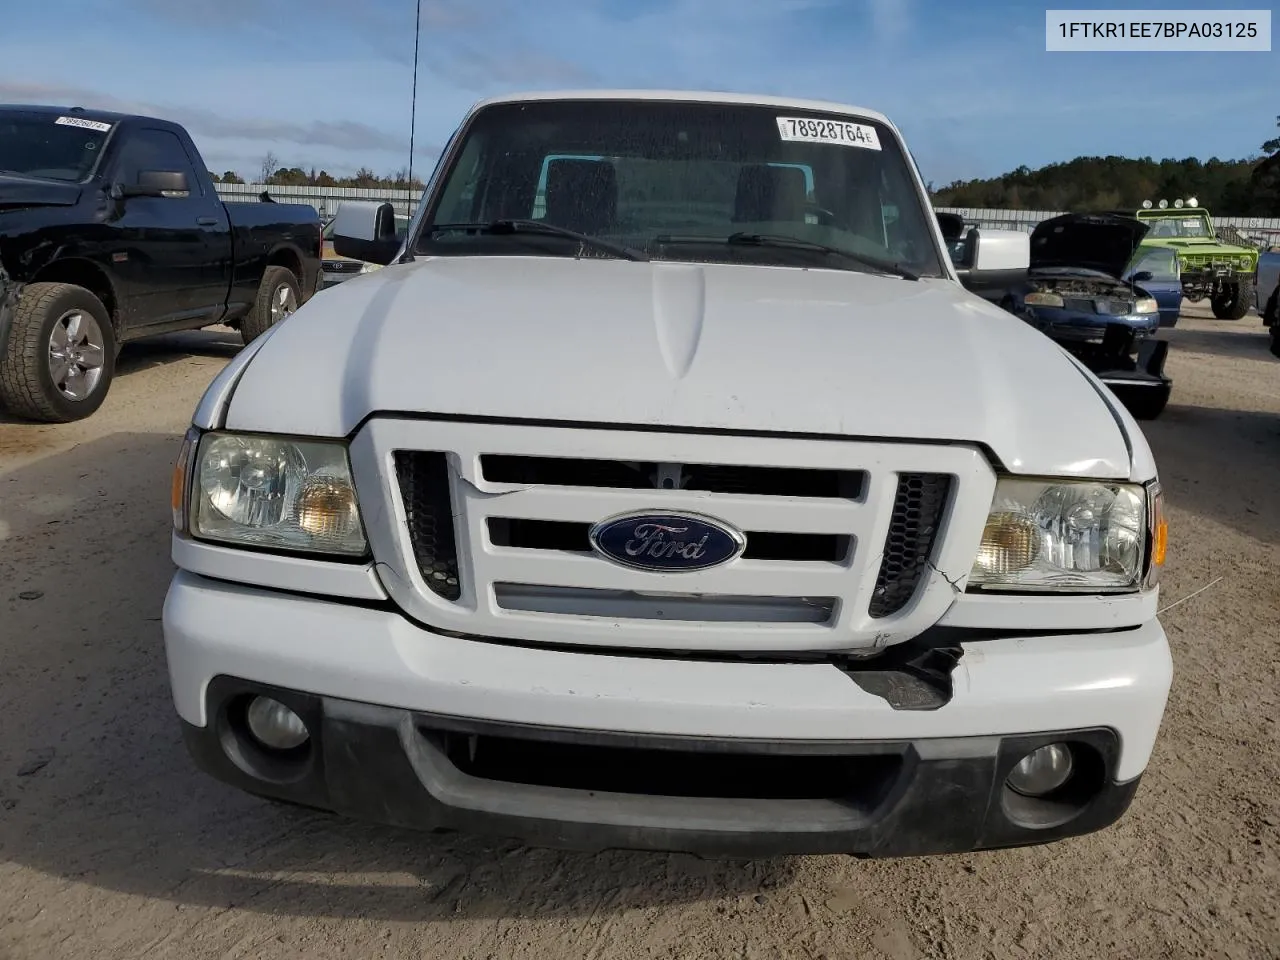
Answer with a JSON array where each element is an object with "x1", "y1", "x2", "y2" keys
[
  {"x1": 1026, "y1": 307, "x2": 1161, "y2": 343},
  {"x1": 164, "y1": 571, "x2": 1173, "y2": 857}
]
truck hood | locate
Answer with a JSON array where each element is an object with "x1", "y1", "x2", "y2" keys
[
  {"x1": 1158, "y1": 237, "x2": 1253, "y2": 255},
  {"x1": 0, "y1": 174, "x2": 82, "y2": 209},
  {"x1": 225, "y1": 256, "x2": 1134, "y2": 479}
]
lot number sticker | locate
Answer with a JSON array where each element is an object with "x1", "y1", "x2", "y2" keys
[
  {"x1": 777, "y1": 116, "x2": 881, "y2": 150},
  {"x1": 55, "y1": 116, "x2": 112, "y2": 133}
]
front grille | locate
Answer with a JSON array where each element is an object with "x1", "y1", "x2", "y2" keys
[
  {"x1": 373, "y1": 420, "x2": 982, "y2": 650},
  {"x1": 1061, "y1": 297, "x2": 1132, "y2": 315},
  {"x1": 868, "y1": 473, "x2": 952, "y2": 619},
  {"x1": 322, "y1": 260, "x2": 363, "y2": 274},
  {"x1": 481, "y1": 455, "x2": 863, "y2": 499},
  {"x1": 394, "y1": 451, "x2": 461, "y2": 600}
]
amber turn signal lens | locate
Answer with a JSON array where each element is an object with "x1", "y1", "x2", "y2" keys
[
  {"x1": 1146, "y1": 483, "x2": 1167, "y2": 587},
  {"x1": 974, "y1": 512, "x2": 1042, "y2": 577},
  {"x1": 171, "y1": 429, "x2": 197, "y2": 533},
  {"x1": 295, "y1": 476, "x2": 360, "y2": 540}
]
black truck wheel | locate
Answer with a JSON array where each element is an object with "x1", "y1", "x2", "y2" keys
[
  {"x1": 1210, "y1": 283, "x2": 1251, "y2": 320},
  {"x1": 1270, "y1": 323, "x2": 1280, "y2": 360},
  {"x1": 241, "y1": 266, "x2": 301, "y2": 345},
  {"x1": 0, "y1": 282, "x2": 117, "y2": 423},
  {"x1": 1264, "y1": 288, "x2": 1279, "y2": 329}
]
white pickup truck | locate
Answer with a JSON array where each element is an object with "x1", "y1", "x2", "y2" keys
[{"x1": 163, "y1": 90, "x2": 1172, "y2": 858}]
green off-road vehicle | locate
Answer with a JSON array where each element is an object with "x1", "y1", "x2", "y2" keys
[{"x1": 1126, "y1": 203, "x2": 1258, "y2": 320}]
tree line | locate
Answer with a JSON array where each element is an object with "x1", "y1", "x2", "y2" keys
[
  {"x1": 931, "y1": 115, "x2": 1280, "y2": 216},
  {"x1": 207, "y1": 150, "x2": 426, "y2": 190}
]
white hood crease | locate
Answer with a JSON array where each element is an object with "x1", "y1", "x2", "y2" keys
[{"x1": 225, "y1": 256, "x2": 1134, "y2": 479}]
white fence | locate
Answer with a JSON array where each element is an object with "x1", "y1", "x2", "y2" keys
[{"x1": 213, "y1": 183, "x2": 1280, "y2": 247}]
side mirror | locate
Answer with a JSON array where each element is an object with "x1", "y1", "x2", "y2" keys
[
  {"x1": 954, "y1": 228, "x2": 1030, "y2": 301},
  {"x1": 1130, "y1": 270, "x2": 1154, "y2": 283},
  {"x1": 935, "y1": 211, "x2": 965, "y2": 243},
  {"x1": 113, "y1": 169, "x2": 190, "y2": 199},
  {"x1": 331, "y1": 201, "x2": 402, "y2": 265},
  {"x1": 972, "y1": 229, "x2": 1030, "y2": 272}
]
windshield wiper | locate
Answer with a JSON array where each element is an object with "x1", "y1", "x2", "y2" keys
[
  {"x1": 654, "y1": 233, "x2": 918, "y2": 280},
  {"x1": 428, "y1": 220, "x2": 649, "y2": 262}
]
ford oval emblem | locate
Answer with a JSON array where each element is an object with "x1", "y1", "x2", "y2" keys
[{"x1": 588, "y1": 511, "x2": 746, "y2": 572}]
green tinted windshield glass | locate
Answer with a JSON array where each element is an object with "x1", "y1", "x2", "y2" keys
[{"x1": 1142, "y1": 214, "x2": 1212, "y2": 239}]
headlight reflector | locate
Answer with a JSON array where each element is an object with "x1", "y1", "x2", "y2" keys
[
  {"x1": 191, "y1": 433, "x2": 366, "y2": 556},
  {"x1": 1135, "y1": 297, "x2": 1159, "y2": 314},
  {"x1": 968, "y1": 478, "x2": 1147, "y2": 592},
  {"x1": 1023, "y1": 292, "x2": 1064, "y2": 308}
]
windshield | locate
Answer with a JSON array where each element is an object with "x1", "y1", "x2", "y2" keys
[
  {"x1": 1127, "y1": 245, "x2": 1179, "y2": 282},
  {"x1": 415, "y1": 99, "x2": 945, "y2": 277},
  {"x1": 0, "y1": 111, "x2": 113, "y2": 182},
  {"x1": 1141, "y1": 213, "x2": 1213, "y2": 240}
]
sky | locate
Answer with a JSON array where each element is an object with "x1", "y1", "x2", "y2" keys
[{"x1": 0, "y1": 0, "x2": 1275, "y2": 185}]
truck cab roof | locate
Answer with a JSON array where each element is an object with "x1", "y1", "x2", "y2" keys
[
  {"x1": 0, "y1": 104, "x2": 173, "y2": 127},
  {"x1": 470, "y1": 88, "x2": 893, "y2": 125}
]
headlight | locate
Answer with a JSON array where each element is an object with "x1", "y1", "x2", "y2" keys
[
  {"x1": 1023, "y1": 292, "x2": 1064, "y2": 308},
  {"x1": 1135, "y1": 297, "x2": 1159, "y2": 314},
  {"x1": 969, "y1": 478, "x2": 1149, "y2": 592},
  {"x1": 359, "y1": 261, "x2": 383, "y2": 274},
  {"x1": 189, "y1": 432, "x2": 366, "y2": 556}
]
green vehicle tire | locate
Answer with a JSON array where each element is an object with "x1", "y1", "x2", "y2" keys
[{"x1": 1210, "y1": 284, "x2": 1251, "y2": 321}]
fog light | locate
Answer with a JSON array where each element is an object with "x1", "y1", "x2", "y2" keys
[
  {"x1": 1007, "y1": 743, "x2": 1073, "y2": 797},
  {"x1": 245, "y1": 696, "x2": 309, "y2": 750}
]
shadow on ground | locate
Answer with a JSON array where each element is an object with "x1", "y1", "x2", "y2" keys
[
  {"x1": 0, "y1": 433, "x2": 790, "y2": 923},
  {"x1": 0, "y1": 329, "x2": 241, "y2": 426},
  {"x1": 1165, "y1": 323, "x2": 1276, "y2": 363},
  {"x1": 1141, "y1": 403, "x2": 1280, "y2": 544}
]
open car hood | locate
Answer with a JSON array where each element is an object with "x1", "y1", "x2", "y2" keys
[{"x1": 1029, "y1": 213, "x2": 1148, "y2": 278}]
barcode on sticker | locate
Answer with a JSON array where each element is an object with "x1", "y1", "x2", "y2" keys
[
  {"x1": 777, "y1": 116, "x2": 880, "y2": 150},
  {"x1": 55, "y1": 116, "x2": 112, "y2": 133}
]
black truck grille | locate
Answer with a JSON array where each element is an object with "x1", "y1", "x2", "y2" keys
[
  {"x1": 394, "y1": 451, "x2": 461, "y2": 601},
  {"x1": 868, "y1": 473, "x2": 952, "y2": 619}
]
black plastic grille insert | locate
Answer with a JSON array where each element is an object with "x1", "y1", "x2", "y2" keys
[
  {"x1": 868, "y1": 473, "x2": 952, "y2": 619},
  {"x1": 394, "y1": 451, "x2": 461, "y2": 601}
]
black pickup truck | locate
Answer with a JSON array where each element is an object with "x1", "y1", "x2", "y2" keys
[{"x1": 0, "y1": 105, "x2": 322, "y2": 422}]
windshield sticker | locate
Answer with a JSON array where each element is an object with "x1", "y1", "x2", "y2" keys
[
  {"x1": 776, "y1": 117, "x2": 881, "y2": 150},
  {"x1": 55, "y1": 116, "x2": 112, "y2": 133},
  {"x1": 1182, "y1": 219, "x2": 1201, "y2": 229}
]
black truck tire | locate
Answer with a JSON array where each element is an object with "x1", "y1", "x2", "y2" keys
[
  {"x1": 1270, "y1": 323, "x2": 1280, "y2": 360},
  {"x1": 241, "y1": 266, "x2": 301, "y2": 345},
  {"x1": 0, "y1": 282, "x2": 117, "y2": 423},
  {"x1": 1264, "y1": 288, "x2": 1278, "y2": 329},
  {"x1": 1210, "y1": 283, "x2": 1251, "y2": 320}
]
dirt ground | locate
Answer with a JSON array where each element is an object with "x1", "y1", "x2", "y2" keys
[{"x1": 0, "y1": 304, "x2": 1277, "y2": 960}]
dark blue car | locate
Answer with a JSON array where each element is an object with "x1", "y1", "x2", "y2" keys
[{"x1": 1002, "y1": 213, "x2": 1182, "y2": 340}]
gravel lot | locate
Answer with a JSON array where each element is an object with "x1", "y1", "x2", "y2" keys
[{"x1": 1, "y1": 303, "x2": 1277, "y2": 960}]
